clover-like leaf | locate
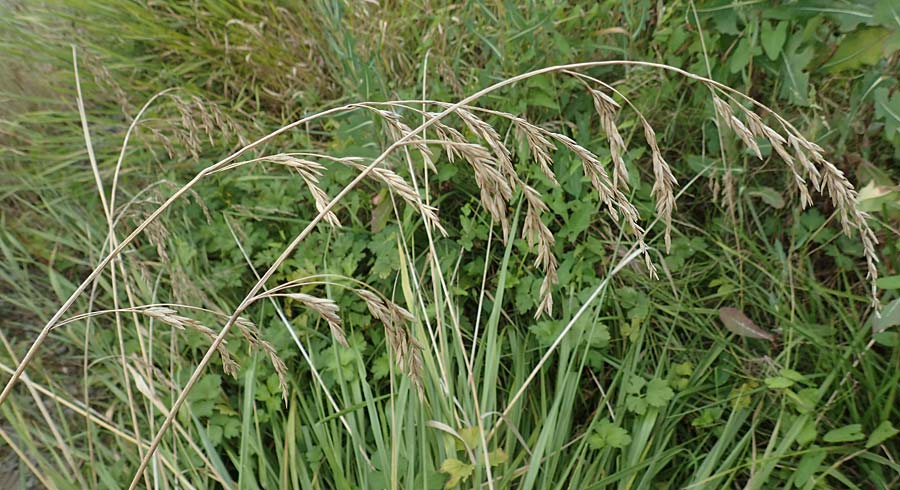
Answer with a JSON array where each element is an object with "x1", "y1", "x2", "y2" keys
[
  {"x1": 624, "y1": 375, "x2": 646, "y2": 395},
  {"x1": 592, "y1": 419, "x2": 632, "y2": 449},
  {"x1": 440, "y1": 458, "x2": 473, "y2": 488},
  {"x1": 645, "y1": 378, "x2": 674, "y2": 408},
  {"x1": 625, "y1": 395, "x2": 648, "y2": 415},
  {"x1": 487, "y1": 448, "x2": 509, "y2": 466}
]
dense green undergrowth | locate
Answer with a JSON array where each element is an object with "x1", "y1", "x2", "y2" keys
[{"x1": 1, "y1": 1, "x2": 899, "y2": 488}]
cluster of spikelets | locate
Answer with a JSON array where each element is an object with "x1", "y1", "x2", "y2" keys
[
  {"x1": 0, "y1": 65, "x2": 879, "y2": 443},
  {"x1": 283, "y1": 75, "x2": 874, "y2": 322},
  {"x1": 178, "y1": 70, "x2": 879, "y2": 394}
]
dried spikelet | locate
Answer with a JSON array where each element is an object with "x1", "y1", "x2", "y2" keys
[
  {"x1": 456, "y1": 108, "x2": 516, "y2": 185},
  {"x1": 730, "y1": 115, "x2": 762, "y2": 160},
  {"x1": 455, "y1": 142, "x2": 514, "y2": 241},
  {"x1": 287, "y1": 293, "x2": 348, "y2": 347},
  {"x1": 589, "y1": 89, "x2": 630, "y2": 190},
  {"x1": 642, "y1": 123, "x2": 678, "y2": 252},
  {"x1": 233, "y1": 316, "x2": 289, "y2": 401},
  {"x1": 262, "y1": 339, "x2": 289, "y2": 401},
  {"x1": 258, "y1": 154, "x2": 341, "y2": 228},
  {"x1": 712, "y1": 95, "x2": 734, "y2": 125},
  {"x1": 374, "y1": 109, "x2": 436, "y2": 172},
  {"x1": 431, "y1": 117, "x2": 469, "y2": 162},
  {"x1": 788, "y1": 135, "x2": 823, "y2": 191},
  {"x1": 82, "y1": 50, "x2": 132, "y2": 118},
  {"x1": 346, "y1": 162, "x2": 446, "y2": 236},
  {"x1": 354, "y1": 289, "x2": 423, "y2": 397},
  {"x1": 142, "y1": 307, "x2": 239, "y2": 376},
  {"x1": 762, "y1": 125, "x2": 813, "y2": 207},
  {"x1": 812, "y1": 156, "x2": 880, "y2": 306},
  {"x1": 513, "y1": 118, "x2": 558, "y2": 184},
  {"x1": 522, "y1": 186, "x2": 559, "y2": 317},
  {"x1": 712, "y1": 96, "x2": 763, "y2": 160},
  {"x1": 553, "y1": 134, "x2": 617, "y2": 218},
  {"x1": 550, "y1": 133, "x2": 655, "y2": 276}
]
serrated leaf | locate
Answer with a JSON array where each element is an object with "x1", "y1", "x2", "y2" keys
[
  {"x1": 487, "y1": 448, "x2": 509, "y2": 466},
  {"x1": 719, "y1": 307, "x2": 775, "y2": 341},
  {"x1": 624, "y1": 375, "x2": 646, "y2": 394},
  {"x1": 439, "y1": 458, "x2": 473, "y2": 488},
  {"x1": 866, "y1": 421, "x2": 899, "y2": 448},
  {"x1": 762, "y1": 21, "x2": 788, "y2": 60},
  {"x1": 589, "y1": 419, "x2": 632, "y2": 449},
  {"x1": 823, "y1": 424, "x2": 865, "y2": 443},
  {"x1": 645, "y1": 378, "x2": 674, "y2": 407},
  {"x1": 626, "y1": 395, "x2": 648, "y2": 415},
  {"x1": 458, "y1": 426, "x2": 480, "y2": 449},
  {"x1": 824, "y1": 27, "x2": 892, "y2": 72}
]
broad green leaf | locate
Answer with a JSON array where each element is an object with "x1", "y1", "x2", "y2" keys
[
  {"x1": 785, "y1": 0, "x2": 874, "y2": 32},
  {"x1": 780, "y1": 368, "x2": 806, "y2": 382},
  {"x1": 873, "y1": 298, "x2": 900, "y2": 333},
  {"x1": 764, "y1": 376, "x2": 795, "y2": 389},
  {"x1": 823, "y1": 424, "x2": 865, "y2": 443},
  {"x1": 719, "y1": 307, "x2": 775, "y2": 341},
  {"x1": 624, "y1": 375, "x2": 646, "y2": 394},
  {"x1": 858, "y1": 180, "x2": 900, "y2": 212},
  {"x1": 674, "y1": 362, "x2": 694, "y2": 376},
  {"x1": 876, "y1": 275, "x2": 900, "y2": 289},
  {"x1": 824, "y1": 27, "x2": 892, "y2": 72},
  {"x1": 780, "y1": 36, "x2": 814, "y2": 105},
  {"x1": 730, "y1": 37, "x2": 761, "y2": 73},
  {"x1": 797, "y1": 418, "x2": 818, "y2": 446},
  {"x1": 794, "y1": 446, "x2": 827, "y2": 486},
  {"x1": 439, "y1": 458, "x2": 473, "y2": 488},
  {"x1": 458, "y1": 427, "x2": 480, "y2": 449},
  {"x1": 866, "y1": 421, "x2": 899, "y2": 448},
  {"x1": 874, "y1": 0, "x2": 900, "y2": 30},
  {"x1": 874, "y1": 88, "x2": 900, "y2": 144},
  {"x1": 762, "y1": 21, "x2": 788, "y2": 60},
  {"x1": 748, "y1": 187, "x2": 786, "y2": 209},
  {"x1": 875, "y1": 331, "x2": 900, "y2": 347}
]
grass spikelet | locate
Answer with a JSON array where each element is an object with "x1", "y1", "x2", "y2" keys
[
  {"x1": 346, "y1": 161, "x2": 446, "y2": 236},
  {"x1": 589, "y1": 89, "x2": 630, "y2": 190},
  {"x1": 513, "y1": 118, "x2": 558, "y2": 184},
  {"x1": 142, "y1": 307, "x2": 239, "y2": 377},
  {"x1": 354, "y1": 288, "x2": 423, "y2": 397},
  {"x1": 642, "y1": 123, "x2": 677, "y2": 253},
  {"x1": 522, "y1": 185, "x2": 558, "y2": 317},
  {"x1": 456, "y1": 108, "x2": 516, "y2": 186},
  {"x1": 456, "y1": 141, "x2": 513, "y2": 241},
  {"x1": 286, "y1": 293, "x2": 348, "y2": 347}
]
